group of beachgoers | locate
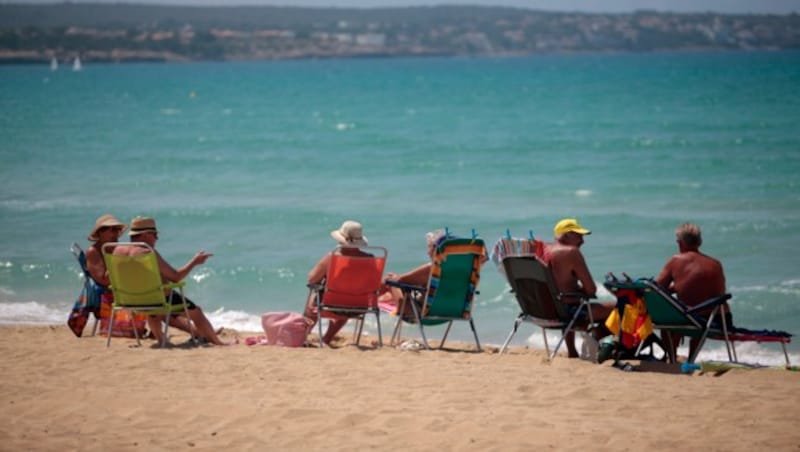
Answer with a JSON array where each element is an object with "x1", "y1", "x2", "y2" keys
[{"x1": 83, "y1": 213, "x2": 728, "y2": 358}]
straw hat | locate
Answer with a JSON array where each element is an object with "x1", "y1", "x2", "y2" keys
[
  {"x1": 128, "y1": 216, "x2": 158, "y2": 237},
  {"x1": 87, "y1": 214, "x2": 127, "y2": 241},
  {"x1": 330, "y1": 220, "x2": 368, "y2": 246}
]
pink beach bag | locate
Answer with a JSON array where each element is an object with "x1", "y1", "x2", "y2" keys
[{"x1": 261, "y1": 312, "x2": 312, "y2": 347}]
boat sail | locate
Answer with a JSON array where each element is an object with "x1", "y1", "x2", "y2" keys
[
  {"x1": 72, "y1": 57, "x2": 82, "y2": 71},
  {"x1": 50, "y1": 57, "x2": 58, "y2": 71}
]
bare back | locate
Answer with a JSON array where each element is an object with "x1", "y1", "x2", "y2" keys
[
  {"x1": 656, "y1": 251, "x2": 726, "y2": 307},
  {"x1": 545, "y1": 242, "x2": 597, "y2": 302}
]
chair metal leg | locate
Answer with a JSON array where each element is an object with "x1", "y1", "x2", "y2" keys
[
  {"x1": 439, "y1": 321, "x2": 454, "y2": 349},
  {"x1": 551, "y1": 304, "x2": 586, "y2": 360},
  {"x1": 542, "y1": 328, "x2": 552, "y2": 359},
  {"x1": 409, "y1": 298, "x2": 430, "y2": 350},
  {"x1": 375, "y1": 311, "x2": 383, "y2": 348},
  {"x1": 105, "y1": 307, "x2": 115, "y2": 348},
  {"x1": 469, "y1": 318, "x2": 481, "y2": 352},
  {"x1": 500, "y1": 314, "x2": 524, "y2": 354}
]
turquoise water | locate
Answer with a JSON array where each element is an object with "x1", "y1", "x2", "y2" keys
[{"x1": 2, "y1": 51, "x2": 799, "y2": 363}]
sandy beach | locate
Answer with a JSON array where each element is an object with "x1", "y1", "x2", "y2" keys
[{"x1": 1, "y1": 324, "x2": 798, "y2": 451}]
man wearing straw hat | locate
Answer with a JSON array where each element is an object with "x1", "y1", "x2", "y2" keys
[{"x1": 114, "y1": 216, "x2": 234, "y2": 346}]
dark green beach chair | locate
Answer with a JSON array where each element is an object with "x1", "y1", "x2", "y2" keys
[
  {"x1": 381, "y1": 237, "x2": 485, "y2": 351},
  {"x1": 610, "y1": 278, "x2": 792, "y2": 366}
]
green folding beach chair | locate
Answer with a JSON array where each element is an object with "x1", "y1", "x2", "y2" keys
[
  {"x1": 102, "y1": 242, "x2": 194, "y2": 348},
  {"x1": 382, "y1": 237, "x2": 485, "y2": 351}
]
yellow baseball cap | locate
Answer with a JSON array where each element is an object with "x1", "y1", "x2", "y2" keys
[{"x1": 554, "y1": 218, "x2": 591, "y2": 237}]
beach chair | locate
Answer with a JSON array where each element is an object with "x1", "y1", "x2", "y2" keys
[
  {"x1": 307, "y1": 245, "x2": 388, "y2": 348},
  {"x1": 101, "y1": 242, "x2": 194, "y2": 348},
  {"x1": 381, "y1": 237, "x2": 485, "y2": 351},
  {"x1": 499, "y1": 255, "x2": 600, "y2": 360},
  {"x1": 66, "y1": 243, "x2": 103, "y2": 337},
  {"x1": 607, "y1": 277, "x2": 793, "y2": 366}
]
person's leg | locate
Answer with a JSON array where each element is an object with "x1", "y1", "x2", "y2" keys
[
  {"x1": 188, "y1": 306, "x2": 233, "y2": 346},
  {"x1": 564, "y1": 330, "x2": 578, "y2": 358},
  {"x1": 147, "y1": 315, "x2": 166, "y2": 343},
  {"x1": 322, "y1": 317, "x2": 348, "y2": 344}
]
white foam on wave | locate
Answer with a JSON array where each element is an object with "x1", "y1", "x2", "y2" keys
[
  {"x1": 160, "y1": 108, "x2": 181, "y2": 115},
  {"x1": 0, "y1": 301, "x2": 68, "y2": 325},
  {"x1": 575, "y1": 189, "x2": 592, "y2": 197},
  {"x1": 205, "y1": 307, "x2": 262, "y2": 333},
  {"x1": 521, "y1": 332, "x2": 797, "y2": 367}
]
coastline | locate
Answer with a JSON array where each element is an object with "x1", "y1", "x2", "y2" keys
[{"x1": 1, "y1": 325, "x2": 798, "y2": 451}]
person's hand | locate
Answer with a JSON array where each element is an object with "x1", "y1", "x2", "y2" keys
[
  {"x1": 384, "y1": 272, "x2": 398, "y2": 283},
  {"x1": 193, "y1": 250, "x2": 213, "y2": 266}
]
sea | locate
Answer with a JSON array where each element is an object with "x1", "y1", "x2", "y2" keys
[{"x1": 1, "y1": 51, "x2": 799, "y2": 365}]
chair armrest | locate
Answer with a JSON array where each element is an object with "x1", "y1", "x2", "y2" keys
[
  {"x1": 385, "y1": 280, "x2": 425, "y2": 293},
  {"x1": 687, "y1": 293, "x2": 732, "y2": 314},
  {"x1": 163, "y1": 281, "x2": 186, "y2": 291},
  {"x1": 561, "y1": 291, "x2": 597, "y2": 300},
  {"x1": 306, "y1": 282, "x2": 324, "y2": 291}
]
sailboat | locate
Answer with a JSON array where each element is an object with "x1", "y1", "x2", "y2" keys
[
  {"x1": 72, "y1": 56, "x2": 82, "y2": 72},
  {"x1": 50, "y1": 57, "x2": 58, "y2": 71}
]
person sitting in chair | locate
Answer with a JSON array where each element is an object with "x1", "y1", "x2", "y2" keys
[
  {"x1": 113, "y1": 216, "x2": 234, "y2": 346},
  {"x1": 543, "y1": 218, "x2": 614, "y2": 358},
  {"x1": 379, "y1": 229, "x2": 446, "y2": 316},
  {"x1": 304, "y1": 220, "x2": 373, "y2": 346},
  {"x1": 656, "y1": 222, "x2": 728, "y2": 360},
  {"x1": 85, "y1": 214, "x2": 127, "y2": 288}
]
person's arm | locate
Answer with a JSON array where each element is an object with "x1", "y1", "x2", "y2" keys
[
  {"x1": 655, "y1": 257, "x2": 675, "y2": 290},
  {"x1": 85, "y1": 246, "x2": 110, "y2": 286},
  {"x1": 307, "y1": 253, "x2": 330, "y2": 284},
  {"x1": 570, "y1": 248, "x2": 596, "y2": 296},
  {"x1": 157, "y1": 249, "x2": 212, "y2": 283},
  {"x1": 395, "y1": 262, "x2": 432, "y2": 287}
]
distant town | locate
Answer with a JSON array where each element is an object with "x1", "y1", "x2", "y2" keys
[{"x1": 1, "y1": 3, "x2": 799, "y2": 63}]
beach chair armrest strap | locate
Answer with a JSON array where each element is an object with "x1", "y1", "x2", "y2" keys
[
  {"x1": 561, "y1": 291, "x2": 596, "y2": 300},
  {"x1": 688, "y1": 293, "x2": 732, "y2": 313},
  {"x1": 385, "y1": 280, "x2": 425, "y2": 293}
]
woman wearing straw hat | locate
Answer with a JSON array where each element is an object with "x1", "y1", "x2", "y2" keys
[{"x1": 304, "y1": 220, "x2": 372, "y2": 346}]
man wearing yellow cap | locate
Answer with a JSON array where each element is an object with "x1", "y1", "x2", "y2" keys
[{"x1": 545, "y1": 218, "x2": 614, "y2": 358}]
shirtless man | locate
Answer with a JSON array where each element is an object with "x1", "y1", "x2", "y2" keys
[
  {"x1": 113, "y1": 216, "x2": 233, "y2": 346},
  {"x1": 544, "y1": 218, "x2": 614, "y2": 358},
  {"x1": 656, "y1": 223, "x2": 728, "y2": 360}
]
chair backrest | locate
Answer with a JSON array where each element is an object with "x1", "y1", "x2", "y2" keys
[
  {"x1": 608, "y1": 279, "x2": 701, "y2": 329},
  {"x1": 490, "y1": 237, "x2": 546, "y2": 276},
  {"x1": 321, "y1": 245, "x2": 387, "y2": 310},
  {"x1": 423, "y1": 237, "x2": 485, "y2": 319},
  {"x1": 102, "y1": 242, "x2": 167, "y2": 307},
  {"x1": 502, "y1": 255, "x2": 562, "y2": 321},
  {"x1": 71, "y1": 242, "x2": 104, "y2": 310}
]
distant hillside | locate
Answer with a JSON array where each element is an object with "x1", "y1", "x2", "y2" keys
[{"x1": 1, "y1": 3, "x2": 798, "y2": 63}]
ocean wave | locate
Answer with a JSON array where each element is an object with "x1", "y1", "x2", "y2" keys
[{"x1": 0, "y1": 301, "x2": 69, "y2": 325}]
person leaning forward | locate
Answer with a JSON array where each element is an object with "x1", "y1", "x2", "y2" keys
[
  {"x1": 113, "y1": 216, "x2": 234, "y2": 346},
  {"x1": 656, "y1": 222, "x2": 728, "y2": 360},
  {"x1": 543, "y1": 218, "x2": 614, "y2": 358}
]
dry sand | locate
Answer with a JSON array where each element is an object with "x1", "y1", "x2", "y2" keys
[{"x1": 1, "y1": 325, "x2": 798, "y2": 451}]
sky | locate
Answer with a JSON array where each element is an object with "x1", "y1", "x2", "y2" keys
[{"x1": 6, "y1": 0, "x2": 800, "y2": 14}]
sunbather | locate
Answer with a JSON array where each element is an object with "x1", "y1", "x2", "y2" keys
[
  {"x1": 543, "y1": 218, "x2": 614, "y2": 358},
  {"x1": 379, "y1": 229, "x2": 446, "y2": 315},
  {"x1": 114, "y1": 216, "x2": 233, "y2": 346},
  {"x1": 656, "y1": 222, "x2": 729, "y2": 358},
  {"x1": 85, "y1": 214, "x2": 127, "y2": 287},
  {"x1": 304, "y1": 220, "x2": 373, "y2": 345}
]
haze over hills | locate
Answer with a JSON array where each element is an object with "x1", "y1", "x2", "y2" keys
[{"x1": 1, "y1": 3, "x2": 799, "y2": 63}]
